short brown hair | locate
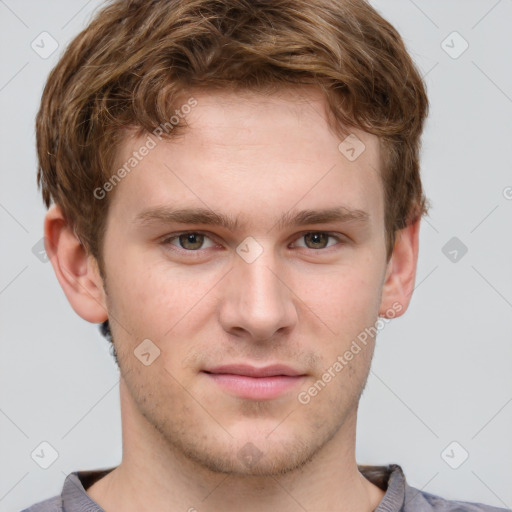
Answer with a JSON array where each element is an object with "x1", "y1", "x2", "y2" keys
[{"x1": 37, "y1": 0, "x2": 429, "y2": 271}]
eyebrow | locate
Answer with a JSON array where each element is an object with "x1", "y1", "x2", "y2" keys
[{"x1": 133, "y1": 206, "x2": 369, "y2": 231}]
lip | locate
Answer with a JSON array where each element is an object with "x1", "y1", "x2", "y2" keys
[
  {"x1": 203, "y1": 364, "x2": 306, "y2": 400},
  {"x1": 205, "y1": 364, "x2": 304, "y2": 377}
]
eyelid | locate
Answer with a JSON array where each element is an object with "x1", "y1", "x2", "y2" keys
[
  {"x1": 161, "y1": 230, "x2": 219, "y2": 250},
  {"x1": 290, "y1": 231, "x2": 347, "y2": 249}
]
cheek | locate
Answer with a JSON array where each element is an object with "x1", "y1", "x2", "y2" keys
[
  {"x1": 106, "y1": 250, "x2": 222, "y2": 341},
  {"x1": 292, "y1": 257, "x2": 384, "y2": 343}
]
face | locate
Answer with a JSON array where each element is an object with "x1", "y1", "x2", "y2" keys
[{"x1": 100, "y1": 87, "x2": 391, "y2": 476}]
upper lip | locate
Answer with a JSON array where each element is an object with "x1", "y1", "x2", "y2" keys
[{"x1": 204, "y1": 364, "x2": 305, "y2": 377}]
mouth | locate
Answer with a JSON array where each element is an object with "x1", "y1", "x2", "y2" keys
[{"x1": 202, "y1": 364, "x2": 307, "y2": 401}]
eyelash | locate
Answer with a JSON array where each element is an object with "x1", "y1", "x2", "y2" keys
[{"x1": 161, "y1": 231, "x2": 346, "y2": 254}]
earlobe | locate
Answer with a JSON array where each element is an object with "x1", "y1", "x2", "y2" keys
[
  {"x1": 44, "y1": 204, "x2": 108, "y2": 324},
  {"x1": 379, "y1": 219, "x2": 420, "y2": 318}
]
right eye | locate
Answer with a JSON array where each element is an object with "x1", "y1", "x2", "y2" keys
[{"x1": 163, "y1": 232, "x2": 217, "y2": 251}]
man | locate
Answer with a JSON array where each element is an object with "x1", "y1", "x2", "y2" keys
[{"x1": 23, "y1": 0, "x2": 507, "y2": 510}]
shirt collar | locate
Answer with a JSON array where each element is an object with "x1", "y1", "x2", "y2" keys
[{"x1": 62, "y1": 464, "x2": 406, "y2": 511}]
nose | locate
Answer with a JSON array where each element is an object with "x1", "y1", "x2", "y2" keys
[{"x1": 218, "y1": 250, "x2": 298, "y2": 341}]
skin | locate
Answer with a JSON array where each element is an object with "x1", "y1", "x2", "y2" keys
[{"x1": 45, "y1": 86, "x2": 420, "y2": 511}]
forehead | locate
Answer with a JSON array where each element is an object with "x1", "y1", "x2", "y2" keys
[{"x1": 108, "y1": 87, "x2": 383, "y2": 230}]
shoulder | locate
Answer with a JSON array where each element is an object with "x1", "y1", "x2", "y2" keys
[
  {"x1": 404, "y1": 484, "x2": 510, "y2": 511},
  {"x1": 362, "y1": 463, "x2": 509, "y2": 512},
  {"x1": 19, "y1": 468, "x2": 114, "y2": 512},
  {"x1": 19, "y1": 495, "x2": 62, "y2": 512}
]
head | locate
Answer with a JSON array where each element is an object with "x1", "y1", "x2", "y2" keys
[{"x1": 38, "y1": 0, "x2": 428, "y2": 477}]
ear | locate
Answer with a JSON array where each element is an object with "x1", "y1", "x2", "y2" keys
[
  {"x1": 44, "y1": 204, "x2": 108, "y2": 323},
  {"x1": 379, "y1": 218, "x2": 420, "y2": 318}
]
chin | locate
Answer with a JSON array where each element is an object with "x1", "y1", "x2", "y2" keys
[
  {"x1": 158, "y1": 418, "x2": 331, "y2": 478},
  {"x1": 182, "y1": 439, "x2": 316, "y2": 477}
]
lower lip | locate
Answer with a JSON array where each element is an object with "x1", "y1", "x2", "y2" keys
[{"x1": 204, "y1": 373, "x2": 305, "y2": 400}]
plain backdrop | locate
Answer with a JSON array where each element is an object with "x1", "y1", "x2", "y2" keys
[{"x1": 1, "y1": 1, "x2": 511, "y2": 510}]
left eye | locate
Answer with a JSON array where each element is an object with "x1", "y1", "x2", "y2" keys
[
  {"x1": 293, "y1": 232, "x2": 340, "y2": 250},
  {"x1": 166, "y1": 232, "x2": 216, "y2": 250}
]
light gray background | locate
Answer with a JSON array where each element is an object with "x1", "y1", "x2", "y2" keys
[{"x1": 1, "y1": 1, "x2": 511, "y2": 510}]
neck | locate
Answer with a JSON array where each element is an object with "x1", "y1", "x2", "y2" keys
[{"x1": 87, "y1": 378, "x2": 385, "y2": 512}]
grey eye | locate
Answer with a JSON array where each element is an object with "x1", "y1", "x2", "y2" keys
[
  {"x1": 178, "y1": 233, "x2": 205, "y2": 250},
  {"x1": 302, "y1": 233, "x2": 331, "y2": 249}
]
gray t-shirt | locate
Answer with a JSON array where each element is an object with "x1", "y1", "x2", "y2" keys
[{"x1": 20, "y1": 463, "x2": 510, "y2": 511}]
